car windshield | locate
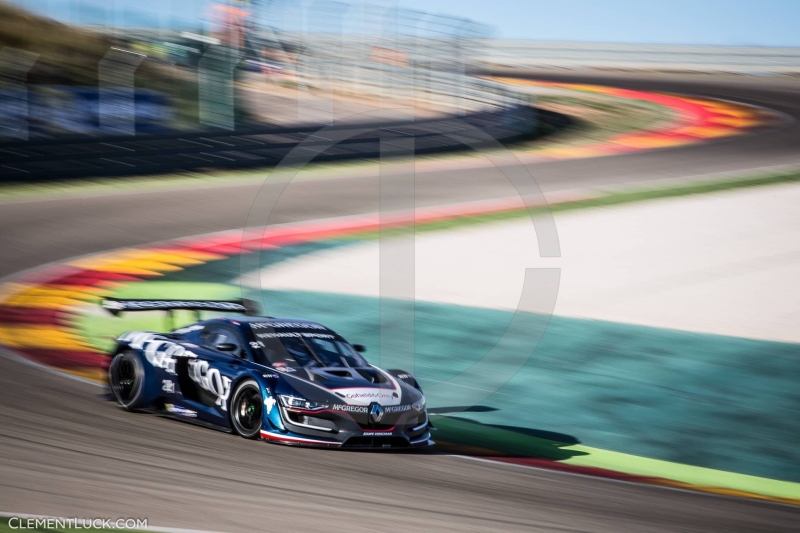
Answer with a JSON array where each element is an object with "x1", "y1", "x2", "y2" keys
[{"x1": 249, "y1": 324, "x2": 367, "y2": 369}]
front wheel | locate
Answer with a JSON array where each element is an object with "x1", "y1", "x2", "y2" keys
[
  {"x1": 230, "y1": 380, "x2": 263, "y2": 438},
  {"x1": 108, "y1": 351, "x2": 146, "y2": 410}
]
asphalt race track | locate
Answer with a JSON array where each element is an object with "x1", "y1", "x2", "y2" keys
[{"x1": 1, "y1": 73, "x2": 800, "y2": 532}]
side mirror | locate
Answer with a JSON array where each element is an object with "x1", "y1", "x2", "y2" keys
[
  {"x1": 216, "y1": 343, "x2": 238, "y2": 352},
  {"x1": 353, "y1": 344, "x2": 366, "y2": 353}
]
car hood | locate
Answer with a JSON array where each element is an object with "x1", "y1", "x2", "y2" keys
[{"x1": 274, "y1": 365, "x2": 421, "y2": 407}]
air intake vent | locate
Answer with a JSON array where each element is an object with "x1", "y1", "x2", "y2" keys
[
  {"x1": 324, "y1": 370, "x2": 353, "y2": 378},
  {"x1": 355, "y1": 368, "x2": 386, "y2": 384},
  {"x1": 343, "y1": 437, "x2": 410, "y2": 449},
  {"x1": 299, "y1": 415, "x2": 337, "y2": 431},
  {"x1": 284, "y1": 411, "x2": 338, "y2": 432},
  {"x1": 309, "y1": 371, "x2": 329, "y2": 382}
]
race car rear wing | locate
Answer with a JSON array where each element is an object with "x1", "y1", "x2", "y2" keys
[
  {"x1": 101, "y1": 298, "x2": 254, "y2": 315},
  {"x1": 101, "y1": 298, "x2": 259, "y2": 329}
]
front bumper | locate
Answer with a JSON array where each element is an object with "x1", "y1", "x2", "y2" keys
[{"x1": 260, "y1": 405, "x2": 434, "y2": 449}]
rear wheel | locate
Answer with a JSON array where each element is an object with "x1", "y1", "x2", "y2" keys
[
  {"x1": 108, "y1": 351, "x2": 146, "y2": 410},
  {"x1": 230, "y1": 380, "x2": 263, "y2": 438}
]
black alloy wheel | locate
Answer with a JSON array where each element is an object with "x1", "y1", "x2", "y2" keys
[
  {"x1": 108, "y1": 351, "x2": 145, "y2": 410},
  {"x1": 231, "y1": 380, "x2": 263, "y2": 438}
]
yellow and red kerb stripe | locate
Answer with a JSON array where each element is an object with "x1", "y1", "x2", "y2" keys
[
  {"x1": 0, "y1": 197, "x2": 541, "y2": 383},
  {"x1": 490, "y1": 78, "x2": 784, "y2": 158}
]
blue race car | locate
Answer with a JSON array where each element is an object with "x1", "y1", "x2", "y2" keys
[{"x1": 103, "y1": 298, "x2": 433, "y2": 449}]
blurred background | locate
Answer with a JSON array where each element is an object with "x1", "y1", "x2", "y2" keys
[
  {"x1": 2, "y1": 0, "x2": 798, "y2": 139},
  {"x1": 0, "y1": 1, "x2": 799, "y2": 532}
]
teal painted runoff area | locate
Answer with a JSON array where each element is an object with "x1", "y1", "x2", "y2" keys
[{"x1": 253, "y1": 289, "x2": 800, "y2": 483}]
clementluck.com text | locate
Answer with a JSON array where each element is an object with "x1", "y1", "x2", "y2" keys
[{"x1": 7, "y1": 517, "x2": 148, "y2": 530}]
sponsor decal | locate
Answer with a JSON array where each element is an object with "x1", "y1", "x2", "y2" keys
[
  {"x1": 119, "y1": 331, "x2": 196, "y2": 375},
  {"x1": 345, "y1": 391, "x2": 396, "y2": 400},
  {"x1": 396, "y1": 373, "x2": 412, "y2": 380},
  {"x1": 261, "y1": 373, "x2": 279, "y2": 379},
  {"x1": 273, "y1": 365, "x2": 296, "y2": 373},
  {"x1": 333, "y1": 386, "x2": 402, "y2": 406},
  {"x1": 173, "y1": 324, "x2": 204, "y2": 335},
  {"x1": 161, "y1": 380, "x2": 175, "y2": 393},
  {"x1": 330, "y1": 403, "x2": 410, "y2": 414},
  {"x1": 331, "y1": 404, "x2": 369, "y2": 414},
  {"x1": 264, "y1": 395, "x2": 276, "y2": 414},
  {"x1": 250, "y1": 322, "x2": 328, "y2": 330},
  {"x1": 369, "y1": 403, "x2": 385, "y2": 423},
  {"x1": 256, "y1": 332, "x2": 335, "y2": 339},
  {"x1": 165, "y1": 403, "x2": 197, "y2": 417},
  {"x1": 363, "y1": 431, "x2": 393, "y2": 437},
  {"x1": 188, "y1": 359, "x2": 232, "y2": 411}
]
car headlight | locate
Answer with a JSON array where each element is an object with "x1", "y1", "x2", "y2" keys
[
  {"x1": 280, "y1": 395, "x2": 329, "y2": 411},
  {"x1": 412, "y1": 396, "x2": 426, "y2": 412}
]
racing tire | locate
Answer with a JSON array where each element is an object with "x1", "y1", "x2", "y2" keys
[
  {"x1": 108, "y1": 350, "x2": 146, "y2": 411},
  {"x1": 230, "y1": 380, "x2": 263, "y2": 439}
]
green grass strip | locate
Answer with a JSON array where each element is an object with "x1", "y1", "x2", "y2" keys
[
  {"x1": 433, "y1": 416, "x2": 800, "y2": 502},
  {"x1": 548, "y1": 171, "x2": 800, "y2": 211},
  {"x1": 341, "y1": 170, "x2": 800, "y2": 241}
]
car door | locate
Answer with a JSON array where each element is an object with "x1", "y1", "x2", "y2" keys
[{"x1": 174, "y1": 324, "x2": 250, "y2": 426}]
